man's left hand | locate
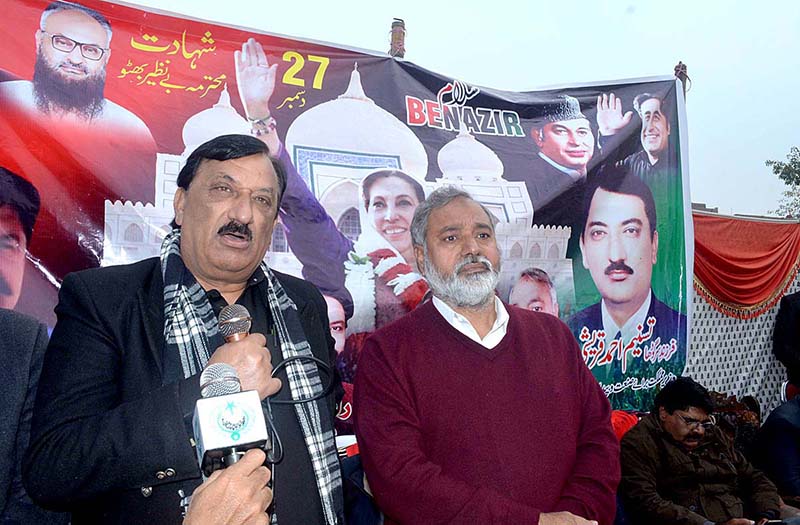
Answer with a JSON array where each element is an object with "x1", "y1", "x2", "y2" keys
[{"x1": 183, "y1": 448, "x2": 272, "y2": 525}]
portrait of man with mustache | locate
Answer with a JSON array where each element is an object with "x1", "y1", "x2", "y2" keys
[{"x1": 568, "y1": 165, "x2": 687, "y2": 408}]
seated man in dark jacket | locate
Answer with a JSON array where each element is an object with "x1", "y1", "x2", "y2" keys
[
  {"x1": 620, "y1": 376, "x2": 799, "y2": 525},
  {"x1": 756, "y1": 396, "x2": 800, "y2": 508}
]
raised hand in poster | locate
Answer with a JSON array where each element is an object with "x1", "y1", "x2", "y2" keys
[
  {"x1": 235, "y1": 38, "x2": 277, "y2": 121},
  {"x1": 595, "y1": 91, "x2": 673, "y2": 175},
  {"x1": 234, "y1": 38, "x2": 279, "y2": 154},
  {"x1": 230, "y1": 37, "x2": 430, "y2": 394},
  {"x1": 596, "y1": 92, "x2": 633, "y2": 137}
]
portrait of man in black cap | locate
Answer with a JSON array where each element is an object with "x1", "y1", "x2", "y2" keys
[
  {"x1": 509, "y1": 94, "x2": 597, "y2": 227},
  {"x1": 533, "y1": 95, "x2": 595, "y2": 178},
  {"x1": 0, "y1": 167, "x2": 40, "y2": 310}
]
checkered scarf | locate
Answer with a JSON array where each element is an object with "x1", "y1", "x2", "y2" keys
[{"x1": 160, "y1": 229, "x2": 343, "y2": 525}]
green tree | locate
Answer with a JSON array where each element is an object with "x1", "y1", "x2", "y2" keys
[{"x1": 767, "y1": 146, "x2": 800, "y2": 217}]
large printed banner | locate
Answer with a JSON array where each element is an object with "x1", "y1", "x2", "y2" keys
[{"x1": 0, "y1": 0, "x2": 691, "y2": 410}]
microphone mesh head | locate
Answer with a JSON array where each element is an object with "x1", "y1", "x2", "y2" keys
[
  {"x1": 218, "y1": 304, "x2": 252, "y2": 340},
  {"x1": 199, "y1": 363, "x2": 241, "y2": 398}
]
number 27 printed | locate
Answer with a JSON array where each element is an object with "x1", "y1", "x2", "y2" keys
[{"x1": 282, "y1": 52, "x2": 330, "y2": 89}]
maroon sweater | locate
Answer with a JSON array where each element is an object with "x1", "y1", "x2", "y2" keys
[{"x1": 354, "y1": 301, "x2": 620, "y2": 525}]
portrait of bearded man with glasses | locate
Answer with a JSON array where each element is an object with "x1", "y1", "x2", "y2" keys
[
  {"x1": 0, "y1": 1, "x2": 157, "y2": 283},
  {"x1": 0, "y1": 0, "x2": 153, "y2": 132}
]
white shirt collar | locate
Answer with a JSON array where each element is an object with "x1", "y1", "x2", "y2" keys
[
  {"x1": 432, "y1": 295, "x2": 509, "y2": 349},
  {"x1": 538, "y1": 152, "x2": 584, "y2": 182},
  {"x1": 600, "y1": 290, "x2": 652, "y2": 346}
]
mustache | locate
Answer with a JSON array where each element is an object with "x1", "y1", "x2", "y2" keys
[
  {"x1": 454, "y1": 254, "x2": 494, "y2": 274},
  {"x1": 604, "y1": 260, "x2": 634, "y2": 276},
  {"x1": 59, "y1": 59, "x2": 89, "y2": 74},
  {"x1": 217, "y1": 221, "x2": 252, "y2": 241}
]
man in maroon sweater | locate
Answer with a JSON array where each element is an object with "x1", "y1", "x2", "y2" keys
[{"x1": 354, "y1": 186, "x2": 620, "y2": 525}]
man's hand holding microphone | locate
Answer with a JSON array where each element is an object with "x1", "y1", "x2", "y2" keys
[
  {"x1": 207, "y1": 331, "x2": 281, "y2": 400},
  {"x1": 183, "y1": 448, "x2": 272, "y2": 525},
  {"x1": 207, "y1": 304, "x2": 281, "y2": 400},
  {"x1": 188, "y1": 305, "x2": 282, "y2": 522}
]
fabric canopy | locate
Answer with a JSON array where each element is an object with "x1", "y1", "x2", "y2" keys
[{"x1": 693, "y1": 211, "x2": 800, "y2": 318}]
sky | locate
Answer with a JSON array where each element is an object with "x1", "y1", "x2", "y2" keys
[{"x1": 126, "y1": 0, "x2": 800, "y2": 217}]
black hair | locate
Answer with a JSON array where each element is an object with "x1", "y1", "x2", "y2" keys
[
  {"x1": 653, "y1": 376, "x2": 715, "y2": 414},
  {"x1": 361, "y1": 169, "x2": 425, "y2": 211},
  {"x1": 633, "y1": 92, "x2": 670, "y2": 123},
  {"x1": 0, "y1": 167, "x2": 41, "y2": 243},
  {"x1": 580, "y1": 164, "x2": 657, "y2": 240},
  {"x1": 322, "y1": 290, "x2": 354, "y2": 323},
  {"x1": 172, "y1": 134, "x2": 287, "y2": 228}
]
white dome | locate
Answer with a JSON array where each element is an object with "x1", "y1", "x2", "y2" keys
[
  {"x1": 284, "y1": 64, "x2": 428, "y2": 181},
  {"x1": 437, "y1": 123, "x2": 504, "y2": 181},
  {"x1": 182, "y1": 86, "x2": 250, "y2": 156}
]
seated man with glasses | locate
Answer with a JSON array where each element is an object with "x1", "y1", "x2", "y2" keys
[{"x1": 620, "y1": 376, "x2": 799, "y2": 525}]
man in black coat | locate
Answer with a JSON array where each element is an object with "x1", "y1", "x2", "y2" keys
[
  {"x1": 24, "y1": 135, "x2": 343, "y2": 524},
  {"x1": 0, "y1": 308, "x2": 67, "y2": 524},
  {"x1": 620, "y1": 377, "x2": 791, "y2": 525},
  {"x1": 774, "y1": 291, "x2": 800, "y2": 385},
  {"x1": 755, "y1": 396, "x2": 800, "y2": 508},
  {"x1": 0, "y1": 167, "x2": 40, "y2": 311}
]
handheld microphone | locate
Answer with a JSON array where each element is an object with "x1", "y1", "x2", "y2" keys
[
  {"x1": 218, "y1": 304, "x2": 252, "y2": 342},
  {"x1": 192, "y1": 363, "x2": 270, "y2": 478}
]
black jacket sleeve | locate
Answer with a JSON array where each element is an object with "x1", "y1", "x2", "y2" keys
[{"x1": 23, "y1": 271, "x2": 201, "y2": 510}]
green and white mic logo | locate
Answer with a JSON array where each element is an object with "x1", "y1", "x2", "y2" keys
[{"x1": 216, "y1": 400, "x2": 252, "y2": 441}]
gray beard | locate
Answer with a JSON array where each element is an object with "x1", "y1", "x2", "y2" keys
[{"x1": 423, "y1": 252, "x2": 499, "y2": 308}]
